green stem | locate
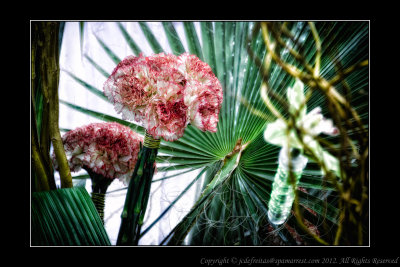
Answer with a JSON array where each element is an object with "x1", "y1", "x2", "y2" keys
[
  {"x1": 116, "y1": 132, "x2": 159, "y2": 246},
  {"x1": 91, "y1": 192, "x2": 106, "y2": 224},
  {"x1": 84, "y1": 167, "x2": 113, "y2": 224}
]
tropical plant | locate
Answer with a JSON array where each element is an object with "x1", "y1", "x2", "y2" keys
[
  {"x1": 31, "y1": 21, "x2": 112, "y2": 246},
  {"x1": 43, "y1": 21, "x2": 369, "y2": 246}
]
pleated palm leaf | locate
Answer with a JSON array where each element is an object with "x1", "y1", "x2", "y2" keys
[{"x1": 61, "y1": 21, "x2": 368, "y2": 245}]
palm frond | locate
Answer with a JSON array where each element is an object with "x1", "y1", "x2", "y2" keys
[{"x1": 31, "y1": 187, "x2": 111, "y2": 246}]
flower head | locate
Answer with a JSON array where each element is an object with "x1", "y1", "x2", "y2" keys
[
  {"x1": 104, "y1": 52, "x2": 222, "y2": 141},
  {"x1": 53, "y1": 122, "x2": 143, "y2": 185},
  {"x1": 264, "y1": 80, "x2": 338, "y2": 147},
  {"x1": 104, "y1": 54, "x2": 150, "y2": 122}
]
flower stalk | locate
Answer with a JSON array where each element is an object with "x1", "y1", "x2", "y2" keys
[
  {"x1": 84, "y1": 167, "x2": 113, "y2": 223},
  {"x1": 117, "y1": 131, "x2": 159, "y2": 246},
  {"x1": 268, "y1": 146, "x2": 308, "y2": 225}
]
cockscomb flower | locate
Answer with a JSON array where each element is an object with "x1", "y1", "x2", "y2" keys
[
  {"x1": 104, "y1": 53, "x2": 188, "y2": 141},
  {"x1": 52, "y1": 122, "x2": 143, "y2": 185},
  {"x1": 103, "y1": 52, "x2": 222, "y2": 142},
  {"x1": 178, "y1": 53, "x2": 223, "y2": 132},
  {"x1": 103, "y1": 54, "x2": 149, "y2": 122}
]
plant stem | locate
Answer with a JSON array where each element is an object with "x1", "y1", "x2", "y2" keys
[
  {"x1": 38, "y1": 21, "x2": 73, "y2": 188},
  {"x1": 117, "y1": 131, "x2": 159, "y2": 246},
  {"x1": 31, "y1": 121, "x2": 50, "y2": 192},
  {"x1": 84, "y1": 167, "x2": 113, "y2": 223},
  {"x1": 39, "y1": 98, "x2": 56, "y2": 189},
  {"x1": 32, "y1": 22, "x2": 58, "y2": 191},
  {"x1": 91, "y1": 192, "x2": 106, "y2": 223}
]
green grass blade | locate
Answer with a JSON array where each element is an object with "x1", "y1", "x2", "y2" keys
[
  {"x1": 79, "y1": 22, "x2": 85, "y2": 56},
  {"x1": 151, "y1": 168, "x2": 199, "y2": 183},
  {"x1": 157, "y1": 145, "x2": 216, "y2": 159},
  {"x1": 160, "y1": 138, "x2": 218, "y2": 158},
  {"x1": 156, "y1": 156, "x2": 214, "y2": 165},
  {"x1": 161, "y1": 162, "x2": 225, "y2": 245},
  {"x1": 213, "y1": 22, "x2": 226, "y2": 86},
  {"x1": 200, "y1": 22, "x2": 216, "y2": 72},
  {"x1": 157, "y1": 162, "x2": 212, "y2": 172},
  {"x1": 72, "y1": 174, "x2": 90, "y2": 180},
  {"x1": 140, "y1": 167, "x2": 208, "y2": 238}
]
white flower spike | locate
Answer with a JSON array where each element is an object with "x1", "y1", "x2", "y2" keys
[{"x1": 264, "y1": 79, "x2": 340, "y2": 177}]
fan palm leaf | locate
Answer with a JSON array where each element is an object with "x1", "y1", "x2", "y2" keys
[{"x1": 32, "y1": 187, "x2": 111, "y2": 245}]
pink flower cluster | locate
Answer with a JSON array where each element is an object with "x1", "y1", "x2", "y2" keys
[
  {"x1": 53, "y1": 122, "x2": 143, "y2": 184},
  {"x1": 103, "y1": 53, "x2": 223, "y2": 141}
]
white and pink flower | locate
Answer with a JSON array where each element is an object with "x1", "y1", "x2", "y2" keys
[
  {"x1": 103, "y1": 54, "x2": 150, "y2": 122},
  {"x1": 103, "y1": 52, "x2": 223, "y2": 141},
  {"x1": 53, "y1": 122, "x2": 143, "y2": 185}
]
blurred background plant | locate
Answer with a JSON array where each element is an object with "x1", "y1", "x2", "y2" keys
[
  {"x1": 31, "y1": 21, "x2": 369, "y2": 246},
  {"x1": 250, "y1": 22, "x2": 368, "y2": 245}
]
